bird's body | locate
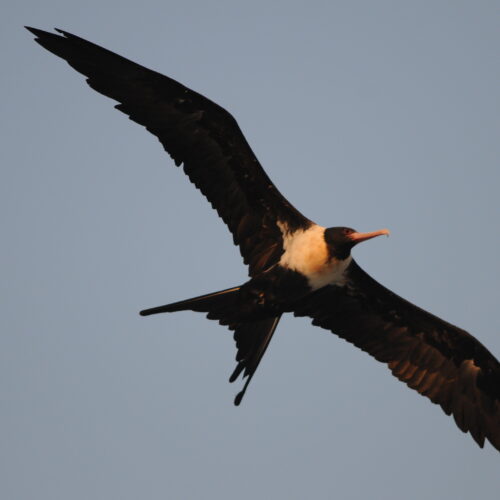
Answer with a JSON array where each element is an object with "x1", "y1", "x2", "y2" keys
[{"x1": 28, "y1": 27, "x2": 500, "y2": 451}]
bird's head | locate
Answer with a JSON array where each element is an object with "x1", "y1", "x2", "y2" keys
[{"x1": 324, "y1": 226, "x2": 390, "y2": 260}]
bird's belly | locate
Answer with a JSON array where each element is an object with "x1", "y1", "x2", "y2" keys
[
  {"x1": 280, "y1": 252, "x2": 351, "y2": 290},
  {"x1": 305, "y1": 256, "x2": 352, "y2": 290}
]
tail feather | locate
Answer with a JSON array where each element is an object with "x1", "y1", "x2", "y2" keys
[
  {"x1": 140, "y1": 286, "x2": 281, "y2": 406},
  {"x1": 139, "y1": 286, "x2": 240, "y2": 316},
  {"x1": 231, "y1": 315, "x2": 282, "y2": 406}
]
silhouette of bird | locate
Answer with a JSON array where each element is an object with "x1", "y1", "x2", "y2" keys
[{"x1": 27, "y1": 27, "x2": 500, "y2": 451}]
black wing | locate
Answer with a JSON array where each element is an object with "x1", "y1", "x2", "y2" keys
[
  {"x1": 27, "y1": 27, "x2": 312, "y2": 276},
  {"x1": 294, "y1": 260, "x2": 500, "y2": 451}
]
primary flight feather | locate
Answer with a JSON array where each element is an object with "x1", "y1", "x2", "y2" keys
[{"x1": 27, "y1": 27, "x2": 500, "y2": 451}]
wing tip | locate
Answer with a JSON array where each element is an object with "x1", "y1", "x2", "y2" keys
[
  {"x1": 25, "y1": 26, "x2": 44, "y2": 37},
  {"x1": 25, "y1": 26, "x2": 61, "y2": 37}
]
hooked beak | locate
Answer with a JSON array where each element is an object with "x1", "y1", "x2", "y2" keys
[{"x1": 349, "y1": 228, "x2": 390, "y2": 244}]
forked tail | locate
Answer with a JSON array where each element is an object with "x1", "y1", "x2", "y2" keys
[
  {"x1": 140, "y1": 286, "x2": 241, "y2": 318},
  {"x1": 230, "y1": 315, "x2": 281, "y2": 405},
  {"x1": 140, "y1": 286, "x2": 281, "y2": 405}
]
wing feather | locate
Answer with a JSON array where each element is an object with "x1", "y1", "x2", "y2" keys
[
  {"x1": 294, "y1": 260, "x2": 500, "y2": 451},
  {"x1": 27, "y1": 27, "x2": 312, "y2": 276}
]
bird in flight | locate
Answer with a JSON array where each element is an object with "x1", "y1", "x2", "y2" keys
[{"x1": 28, "y1": 27, "x2": 500, "y2": 451}]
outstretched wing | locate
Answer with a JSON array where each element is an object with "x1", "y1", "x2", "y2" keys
[
  {"x1": 27, "y1": 27, "x2": 312, "y2": 276},
  {"x1": 294, "y1": 260, "x2": 500, "y2": 451}
]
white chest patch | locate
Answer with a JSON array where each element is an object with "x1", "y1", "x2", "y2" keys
[{"x1": 278, "y1": 223, "x2": 352, "y2": 290}]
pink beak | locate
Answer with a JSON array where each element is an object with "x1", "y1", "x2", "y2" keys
[{"x1": 349, "y1": 228, "x2": 390, "y2": 244}]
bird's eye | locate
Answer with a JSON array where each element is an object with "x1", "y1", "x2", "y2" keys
[{"x1": 343, "y1": 228, "x2": 353, "y2": 235}]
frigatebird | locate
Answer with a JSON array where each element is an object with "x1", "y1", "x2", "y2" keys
[{"x1": 28, "y1": 27, "x2": 500, "y2": 451}]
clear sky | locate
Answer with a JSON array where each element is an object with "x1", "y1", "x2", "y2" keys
[{"x1": 3, "y1": 1, "x2": 500, "y2": 499}]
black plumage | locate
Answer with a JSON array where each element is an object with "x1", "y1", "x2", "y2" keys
[
  {"x1": 28, "y1": 27, "x2": 500, "y2": 451},
  {"x1": 294, "y1": 262, "x2": 500, "y2": 449}
]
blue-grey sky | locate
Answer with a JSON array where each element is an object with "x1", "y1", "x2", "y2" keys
[{"x1": 3, "y1": 1, "x2": 500, "y2": 499}]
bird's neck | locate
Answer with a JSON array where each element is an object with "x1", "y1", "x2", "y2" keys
[{"x1": 278, "y1": 224, "x2": 352, "y2": 290}]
